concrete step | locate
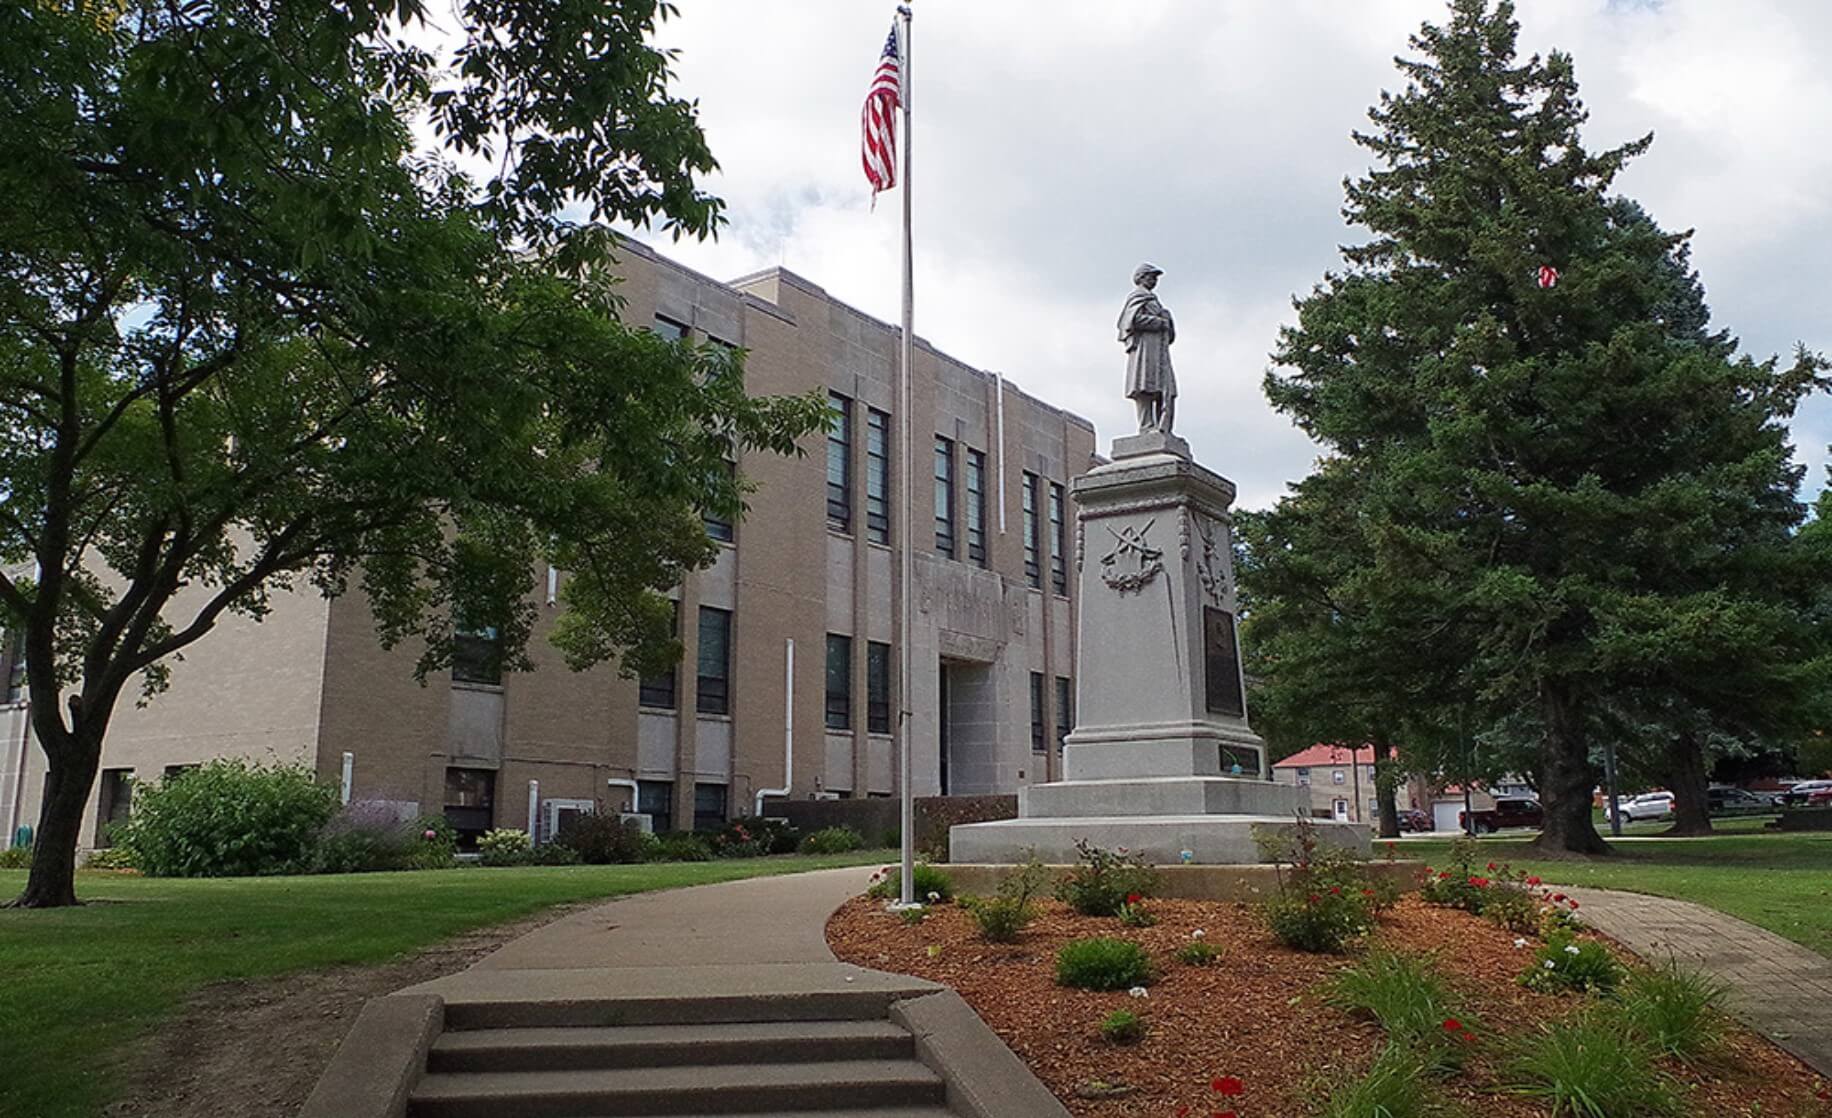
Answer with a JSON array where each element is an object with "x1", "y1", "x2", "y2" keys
[
  {"x1": 408, "y1": 1059, "x2": 946, "y2": 1118},
  {"x1": 429, "y1": 1020, "x2": 914, "y2": 1073}
]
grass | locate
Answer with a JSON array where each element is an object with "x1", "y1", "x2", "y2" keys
[
  {"x1": 1326, "y1": 948, "x2": 1471, "y2": 1070},
  {"x1": 1506, "y1": 1007, "x2": 1681, "y2": 1117},
  {"x1": 0, "y1": 851, "x2": 887, "y2": 1118},
  {"x1": 1404, "y1": 821, "x2": 1832, "y2": 958}
]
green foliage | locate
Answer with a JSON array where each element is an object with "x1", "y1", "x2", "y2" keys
[
  {"x1": 122, "y1": 761, "x2": 338, "y2": 878},
  {"x1": 0, "y1": 845, "x2": 32, "y2": 869},
  {"x1": 0, "y1": 0, "x2": 830, "y2": 906},
  {"x1": 1175, "y1": 936, "x2": 1222, "y2": 966},
  {"x1": 556, "y1": 814, "x2": 654, "y2": 865},
  {"x1": 80, "y1": 846, "x2": 136, "y2": 871},
  {"x1": 650, "y1": 833, "x2": 713, "y2": 862},
  {"x1": 709, "y1": 817, "x2": 800, "y2": 858},
  {"x1": 1055, "y1": 839, "x2": 1159, "y2": 917},
  {"x1": 897, "y1": 904, "x2": 928, "y2": 926},
  {"x1": 1263, "y1": 888, "x2": 1375, "y2": 954},
  {"x1": 1054, "y1": 937, "x2": 1154, "y2": 991},
  {"x1": 960, "y1": 859, "x2": 1051, "y2": 943},
  {"x1": 1505, "y1": 1009, "x2": 1681, "y2": 1117},
  {"x1": 1315, "y1": 1044, "x2": 1449, "y2": 1118},
  {"x1": 1257, "y1": 815, "x2": 1382, "y2": 952},
  {"x1": 529, "y1": 842, "x2": 582, "y2": 866},
  {"x1": 1520, "y1": 932, "x2": 1624, "y2": 994},
  {"x1": 1418, "y1": 836, "x2": 1489, "y2": 913},
  {"x1": 1327, "y1": 949, "x2": 1475, "y2": 1071},
  {"x1": 1099, "y1": 1009, "x2": 1146, "y2": 1045},
  {"x1": 311, "y1": 803, "x2": 453, "y2": 874},
  {"x1": 867, "y1": 862, "x2": 955, "y2": 902},
  {"x1": 799, "y1": 826, "x2": 864, "y2": 855},
  {"x1": 1797, "y1": 736, "x2": 1832, "y2": 778},
  {"x1": 1117, "y1": 899, "x2": 1158, "y2": 927},
  {"x1": 1481, "y1": 882, "x2": 1542, "y2": 935},
  {"x1": 477, "y1": 828, "x2": 535, "y2": 867},
  {"x1": 1618, "y1": 960, "x2": 1728, "y2": 1062},
  {"x1": 1239, "y1": 0, "x2": 1832, "y2": 857}
]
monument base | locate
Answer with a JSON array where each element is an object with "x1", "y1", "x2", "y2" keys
[{"x1": 948, "y1": 812, "x2": 1371, "y2": 866}]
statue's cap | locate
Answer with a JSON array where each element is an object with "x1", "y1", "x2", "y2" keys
[{"x1": 1133, "y1": 262, "x2": 1163, "y2": 282}]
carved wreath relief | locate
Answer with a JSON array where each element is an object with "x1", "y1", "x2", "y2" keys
[
  {"x1": 1099, "y1": 518, "x2": 1164, "y2": 594},
  {"x1": 1194, "y1": 513, "x2": 1226, "y2": 606}
]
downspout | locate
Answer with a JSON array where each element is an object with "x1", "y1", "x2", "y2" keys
[
  {"x1": 605, "y1": 775, "x2": 638, "y2": 819},
  {"x1": 754, "y1": 638, "x2": 794, "y2": 817}
]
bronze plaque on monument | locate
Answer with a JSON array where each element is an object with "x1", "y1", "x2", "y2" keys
[{"x1": 1203, "y1": 606, "x2": 1245, "y2": 717}]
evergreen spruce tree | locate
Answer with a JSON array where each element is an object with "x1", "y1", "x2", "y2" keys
[{"x1": 1253, "y1": 0, "x2": 1827, "y2": 854}]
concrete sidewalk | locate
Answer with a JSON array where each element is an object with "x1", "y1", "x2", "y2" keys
[{"x1": 1569, "y1": 886, "x2": 1832, "y2": 1077}]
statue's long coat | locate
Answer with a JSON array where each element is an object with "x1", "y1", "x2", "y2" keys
[{"x1": 1118, "y1": 286, "x2": 1176, "y2": 402}]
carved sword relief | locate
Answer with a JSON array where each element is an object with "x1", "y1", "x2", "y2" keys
[{"x1": 1099, "y1": 518, "x2": 1164, "y2": 594}]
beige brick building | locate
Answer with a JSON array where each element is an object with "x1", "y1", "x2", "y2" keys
[{"x1": 0, "y1": 241, "x2": 1097, "y2": 850}]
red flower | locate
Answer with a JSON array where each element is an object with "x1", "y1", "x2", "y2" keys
[
  {"x1": 1362, "y1": 889, "x2": 1375, "y2": 898},
  {"x1": 1438, "y1": 870, "x2": 1452, "y2": 879},
  {"x1": 1569, "y1": 899, "x2": 1580, "y2": 910},
  {"x1": 1330, "y1": 886, "x2": 1342, "y2": 895},
  {"x1": 1551, "y1": 893, "x2": 1566, "y2": 903},
  {"x1": 1442, "y1": 1017, "x2": 1463, "y2": 1032},
  {"x1": 1127, "y1": 893, "x2": 1142, "y2": 905},
  {"x1": 1307, "y1": 893, "x2": 1321, "y2": 904},
  {"x1": 1177, "y1": 1108, "x2": 1191, "y2": 1117},
  {"x1": 1212, "y1": 1075, "x2": 1245, "y2": 1096},
  {"x1": 1526, "y1": 876, "x2": 1541, "y2": 886},
  {"x1": 1486, "y1": 862, "x2": 1497, "y2": 871},
  {"x1": 1469, "y1": 876, "x2": 1489, "y2": 888}
]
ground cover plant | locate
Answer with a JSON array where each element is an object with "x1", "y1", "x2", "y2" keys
[
  {"x1": 1055, "y1": 839, "x2": 1159, "y2": 917},
  {"x1": 0, "y1": 852, "x2": 887, "y2": 1118},
  {"x1": 1056, "y1": 937, "x2": 1154, "y2": 991}
]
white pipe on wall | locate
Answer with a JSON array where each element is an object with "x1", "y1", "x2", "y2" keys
[
  {"x1": 605, "y1": 776, "x2": 638, "y2": 814},
  {"x1": 339, "y1": 751, "x2": 354, "y2": 805},
  {"x1": 754, "y1": 638, "x2": 794, "y2": 817},
  {"x1": 527, "y1": 779, "x2": 540, "y2": 842}
]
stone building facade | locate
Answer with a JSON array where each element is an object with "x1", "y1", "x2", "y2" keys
[{"x1": 0, "y1": 241, "x2": 1097, "y2": 850}]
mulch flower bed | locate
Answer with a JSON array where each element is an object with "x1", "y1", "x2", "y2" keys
[{"x1": 827, "y1": 890, "x2": 1832, "y2": 1117}]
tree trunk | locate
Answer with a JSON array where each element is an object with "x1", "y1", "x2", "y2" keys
[
  {"x1": 11, "y1": 728, "x2": 102, "y2": 908},
  {"x1": 1662, "y1": 732, "x2": 1714, "y2": 836},
  {"x1": 1374, "y1": 751, "x2": 1402, "y2": 839},
  {"x1": 1531, "y1": 684, "x2": 1611, "y2": 856}
]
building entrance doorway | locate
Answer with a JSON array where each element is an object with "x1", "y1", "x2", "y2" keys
[{"x1": 938, "y1": 658, "x2": 998, "y2": 795}]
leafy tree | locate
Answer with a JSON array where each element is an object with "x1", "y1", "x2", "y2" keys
[
  {"x1": 0, "y1": 0, "x2": 826, "y2": 907},
  {"x1": 1256, "y1": 0, "x2": 1827, "y2": 855},
  {"x1": 1799, "y1": 735, "x2": 1832, "y2": 779}
]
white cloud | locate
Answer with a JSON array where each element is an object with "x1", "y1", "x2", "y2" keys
[{"x1": 633, "y1": 0, "x2": 1832, "y2": 510}]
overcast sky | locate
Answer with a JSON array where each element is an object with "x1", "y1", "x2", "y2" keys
[{"x1": 625, "y1": 0, "x2": 1831, "y2": 512}]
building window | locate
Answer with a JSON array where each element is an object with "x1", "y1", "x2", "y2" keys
[
  {"x1": 1055, "y1": 676, "x2": 1073, "y2": 752},
  {"x1": 697, "y1": 607, "x2": 731, "y2": 715},
  {"x1": 933, "y1": 436, "x2": 956, "y2": 556},
  {"x1": 444, "y1": 768, "x2": 496, "y2": 848},
  {"x1": 866, "y1": 641, "x2": 892, "y2": 734},
  {"x1": 1297, "y1": 766, "x2": 1311, "y2": 786},
  {"x1": 866, "y1": 408, "x2": 890, "y2": 545},
  {"x1": 96, "y1": 768, "x2": 133, "y2": 846},
  {"x1": 1022, "y1": 473, "x2": 1041, "y2": 588},
  {"x1": 962, "y1": 448, "x2": 988, "y2": 566},
  {"x1": 827, "y1": 391, "x2": 852, "y2": 532},
  {"x1": 638, "y1": 603, "x2": 679, "y2": 710},
  {"x1": 1333, "y1": 799, "x2": 1349, "y2": 820},
  {"x1": 826, "y1": 634, "x2": 852, "y2": 730},
  {"x1": 1333, "y1": 769, "x2": 1346, "y2": 785},
  {"x1": 1049, "y1": 482, "x2": 1068, "y2": 594},
  {"x1": 162, "y1": 764, "x2": 197, "y2": 782},
  {"x1": 704, "y1": 459, "x2": 735, "y2": 543},
  {"x1": 1030, "y1": 672, "x2": 1047, "y2": 753},
  {"x1": 653, "y1": 315, "x2": 689, "y2": 341},
  {"x1": 637, "y1": 780, "x2": 674, "y2": 834},
  {"x1": 1, "y1": 628, "x2": 24, "y2": 704},
  {"x1": 694, "y1": 783, "x2": 728, "y2": 831},
  {"x1": 451, "y1": 622, "x2": 502, "y2": 686}
]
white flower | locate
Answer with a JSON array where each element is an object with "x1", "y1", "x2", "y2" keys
[
  {"x1": 1544, "y1": 960, "x2": 1557, "y2": 970},
  {"x1": 1564, "y1": 944, "x2": 1581, "y2": 956},
  {"x1": 1513, "y1": 937, "x2": 1528, "y2": 949},
  {"x1": 927, "y1": 891, "x2": 940, "y2": 903},
  {"x1": 1128, "y1": 986, "x2": 1149, "y2": 999},
  {"x1": 1191, "y1": 929, "x2": 1206, "y2": 940}
]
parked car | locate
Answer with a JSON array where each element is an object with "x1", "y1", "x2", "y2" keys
[
  {"x1": 1706, "y1": 787, "x2": 1774, "y2": 816},
  {"x1": 1620, "y1": 792, "x2": 1675, "y2": 822},
  {"x1": 1459, "y1": 797, "x2": 1543, "y2": 834},
  {"x1": 1783, "y1": 780, "x2": 1832, "y2": 807},
  {"x1": 1397, "y1": 809, "x2": 1432, "y2": 833}
]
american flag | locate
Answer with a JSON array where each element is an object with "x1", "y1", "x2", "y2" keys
[{"x1": 861, "y1": 21, "x2": 902, "y2": 197}]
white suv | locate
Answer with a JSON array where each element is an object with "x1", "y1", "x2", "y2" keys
[{"x1": 1620, "y1": 792, "x2": 1675, "y2": 821}]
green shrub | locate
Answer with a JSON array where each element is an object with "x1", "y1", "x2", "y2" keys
[
  {"x1": 311, "y1": 802, "x2": 443, "y2": 874},
  {"x1": 556, "y1": 813, "x2": 653, "y2": 864},
  {"x1": 529, "y1": 841, "x2": 581, "y2": 865},
  {"x1": 1175, "y1": 937, "x2": 1221, "y2": 966},
  {"x1": 961, "y1": 858, "x2": 1051, "y2": 943},
  {"x1": 122, "y1": 760, "x2": 338, "y2": 877},
  {"x1": 1417, "y1": 835, "x2": 1489, "y2": 913},
  {"x1": 799, "y1": 825, "x2": 864, "y2": 855},
  {"x1": 1326, "y1": 949, "x2": 1474, "y2": 1070},
  {"x1": 1480, "y1": 882, "x2": 1541, "y2": 935},
  {"x1": 477, "y1": 827, "x2": 534, "y2": 867},
  {"x1": 1055, "y1": 839, "x2": 1158, "y2": 917},
  {"x1": 82, "y1": 845, "x2": 136, "y2": 870},
  {"x1": 1506, "y1": 1009, "x2": 1681, "y2": 1117},
  {"x1": 0, "y1": 844, "x2": 33, "y2": 869},
  {"x1": 1263, "y1": 885, "x2": 1374, "y2": 954},
  {"x1": 1619, "y1": 960, "x2": 1728, "y2": 1062},
  {"x1": 1117, "y1": 897, "x2": 1157, "y2": 927},
  {"x1": 867, "y1": 862, "x2": 955, "y2": 902},
  {"x1": 709, "y1": 816, "x2": 800, "y2": 857},
  {"x1": 1099, "y1": 1008, "x2": 1146, "y2": 1045},
  {"x1": 1056, "y1": 936, "x2": 1153, "y2": 990},
  {"x1": 1520, "y1": 932, "x2": 1623, "y2": 994},
  {"x1": 651, "y1": 833, "x2": 714, "y2": 862},
  {"x1": 1315, "y1": 1044, "x2": 1445, "y2": 1118},
  {"x1": 411, "y1": 815, "x2": 459, "y2": 869},
  {"x1": 897, "y1": 904, "x2": 928, "y2": 926}
]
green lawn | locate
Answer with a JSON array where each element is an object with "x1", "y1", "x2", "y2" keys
[
  {"x1": 0, "y1": 852, "x2": 887, "y2": 1118},
  {"x1": 1404, "y1": 821, "x2": 1832, "y2": 958}
]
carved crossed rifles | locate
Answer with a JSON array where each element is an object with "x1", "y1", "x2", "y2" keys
[{"x1": 1100, "y1": 518, "x2": 1164, "y2": 594}]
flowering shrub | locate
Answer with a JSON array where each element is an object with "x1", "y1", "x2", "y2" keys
[
  {"x1": 1055, "y1": 936, "x2": 1154, "y2": 990},
  {"x1": 477, "y1": 827, "x2": 534, "y2": 867},
  {"x1": 1519, "y1": 932, "x2": 1623, "y2": 994},
  {"x1": 1055, "y1": 839, "x2": 1159, "y2": 917},
  {"x1": 122, "y1": 759, "x2": 338, "y2": 877},
  {"x1": 1099, "y1": 1008, "x2": 1146, "y2": 1045},
  {"x1": 1480, "y1": 880, "x2": 1541, "y2": 934},
  {"x1": 709, "y1": 816, "x2": 800, "y2": 857},
  {"x1": 313, "y1": 802, "x2": 453, "y2": 874},
  {"x1": 866, "y1": 862, "x2": 955, "y2": 902},
  {"x1": 1255, "y1": 815, "x2": 1381, "y2": 952},
  {"x1": 1117, "y1": 893, "x2": 1158, "y2": 927},
  {"x1": 962, "y1": 858, "x2": 1050, "y2": 942},
  {"x1": 1417, "y1": 836, "x2": 1489, "y2": 913},
  {"x1": 1263, "y1": 885, "x2": 1374, "y2": 953},
  {"x1": 799, "y1": 825, "x2": 864, "y2": 855}
]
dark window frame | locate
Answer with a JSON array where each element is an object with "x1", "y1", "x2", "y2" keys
[
  {"x1": 696, "y1": 606, "x2": 732, "y2": 715},
  {"x1": 1022, "y1": 473, "x2": 1041, "y2": 588},
  {"x1": 451, "y1": 622, "x2": 503, "y2": 686},
  {"x1": 1029, "y1": 671, "x2": 1047, "y2": 753},
  {"x1": 637, "y1": 779, "x2": 674, "y2": 834},
  {"x1": 638, "y1": 603, "x2": 679, "y2": 710},
  {"x1": 933, "y1": 436, "x2": 956, "y2": 557},
  {"x1": 1055, "y1": 676, "x2": 1074, "y2": 752},
  {"x1": 825, "y1": 633, "x2": 853, "y2": 730},
  {"x1": 1, "y1": 628, "x2": 24, "y2": 704},
  {"x1": 866, "y1": 408, "x2": 891, "y2": 544},
  {"x1": 1049, "y1": 481, "x2": 1068, "y2": 594},
  {"x1": 703, "y1": 458, "x2": 735, "y2": 543},
  {"x1": 693, "y1": 782, "x2": 728, "y2": 831},
  {"x1": 964, "y1": 448, "x2": 988, "y2": 566},
  {"x1": 866, "y1": 641, "x2": 892, "y2": 734},
  {"x1": 652, "y1": 314, "x2": 689, "y2": 341},
  {"x1": 443, "y1": 767, "x2": 496, "y2": 848},
  {"x1": 96, "y1": 768, "x2": 133, "y2": 846},
  {"x1": 827, "y1": 392, "x2": 853, "y2": 532}
]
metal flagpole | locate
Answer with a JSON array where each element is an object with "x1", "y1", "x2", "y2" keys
[{"x1": 896, "y1": 2, "x2": 916, "y2": 909}]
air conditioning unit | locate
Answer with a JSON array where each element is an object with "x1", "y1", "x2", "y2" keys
[
  {"x1": 542, "y1": 798, "x2": 596, "y2": 843},
  {"x1": 812, "y1": 791, "x2": 841, "y2": 801},
  {"x1": 618, "y1": 812, "x2": 654, "y2": 834}
]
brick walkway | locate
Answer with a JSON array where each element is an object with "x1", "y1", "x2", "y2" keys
[{"x1": 1567, "y1": 886, "x2": 1832, "y2": 1076}]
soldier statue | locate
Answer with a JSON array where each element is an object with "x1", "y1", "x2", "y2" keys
[{"x1": 1117, "y1": 262, "x2": 1176, "y2": 434}]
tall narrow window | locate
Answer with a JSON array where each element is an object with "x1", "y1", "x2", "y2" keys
[
  {"x1": 933, "y1": 436, "x2": 956, "y2": 557},
  {"x1": 444, "y1": 768, "x2": 496, "y2": 847},
  {"x1": 827, "y1": 392, "x2": 852, "y2": 532},
  {"x1": 1, "y1": 628, "x2": 24, "y2": 704},
  {"x1": 638, "y1": 603, "x2": 679, "y2": 709},
  {"x1": 703, "y1": 459, "x2": 735, "y2": 543},
  {"x1": 694, "y1": 783, "x2": 728, "y2": 830},
  {"x1": 825, "y1": 634, "x2": 852, "y2": 730},
  {"x1": 696, "y1": 606, "x2": 731, "y2": 715},
  {"x1": 96, "y1": 768, "x2": 133, "y2": 846},
  {"x1": 451, "y1": 621, "x2": 502, "y2": 686},
  {"x1": 1049, "y1": 481, "x2": 1068, "y2": 594},
  {"x1": 964, "y1": 448, "x2": 988, "y2": 567},
  {"x1": 867, "y1": 641, "x2": 891, "y2": 734},
  {"x1": 1022, "y1": 473, "x2": 1041, "y2": 588},
  {"x1": 866, "y1": 408, "x2": 890, "y2": 544},
  {"x1": 1029, "y1": 672, "x2": 1047, "y2": 753},
  {"x1": 637, "y1": 780, "x2": 674, "y2": 834},
  {"x1": 1055, "y1": 676, "x2": 1074, "y2": 752}
]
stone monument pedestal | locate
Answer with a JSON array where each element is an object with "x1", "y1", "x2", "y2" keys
[{"x1": 951, "y1": 439, "x2": 1369, "y2": 865}]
